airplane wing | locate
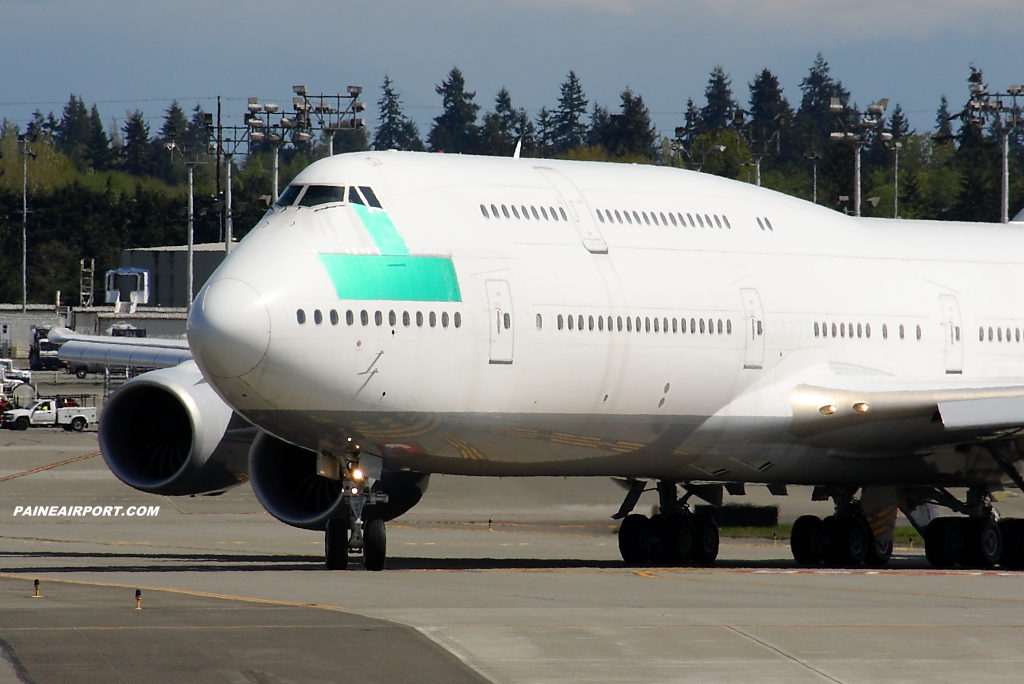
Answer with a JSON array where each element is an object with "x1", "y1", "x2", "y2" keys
[
  {"x1": 779, "y1": 364, "x2": 1024, "y2": 452},
  {"x1": 49, "y1": 326, "x2": 192, "y2": 369}
]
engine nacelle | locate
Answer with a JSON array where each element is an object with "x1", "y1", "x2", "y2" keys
[
  {"x1": 98, "y1": 362, "x2": 252, "y2": 495},
  {"x1": 249, "y1": 431, "x2": 429, "y2": 531}
]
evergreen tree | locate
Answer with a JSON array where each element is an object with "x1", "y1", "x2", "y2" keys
[
  {"x1": 796, "y1": 53, "x2": 850, "y2": 150},
  {"x1": 701, "y1": 66, "x2": 737, "y2": 131},
  {"x1": 55, "y1": 95, "x2": 91, "y2": 169},
  {"x1": 604, "y1": 89, "x2": 657, "y2": 159},
  {"x1": 587, "y1": 103, "x2": 610, "y2": 147},
  {"x1": 122, "y1": 110, "x2": 155, "y2": 177},
  {"x1": 479, "y1": 87, "x2": 520, "y2": 156},
  {"x1": 887, "y1": 104, "x2": 911, "y2": 139},
  {"x1": 534, "y1": 106, "x2": 555, "y2": 157},
  {"x1": 748, "y1": 69, "x2": 791, "y2": 154},
  {"x1": 186, "y1": 104, "x2": 213, "y2": 151},
  {"x1": 513, "y1": 108, "x2": 536, "y2": 156},
  {"x1": 159, "y1": 101, "x2": 189, "y2": 145},
  {"x1": 935, "y1": 95, "x2": 955, "y2": 141},
  {"x1": 427, "y1": 67, "x2": 480, "y2": 154},
  {"x1": 84, "y1": 105, "x2": 111, "y2": 171},
  {"x1": 682, "y1": 98, "x2": 702, "y2": 143},
  {"x1": 373, "y1": 75, "x2": 424, "y2": 151},
  {"x1": 553, "y1": 71, "x2": 589, "y2": 153}
]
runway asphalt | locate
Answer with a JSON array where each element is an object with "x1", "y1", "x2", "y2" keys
[{"x1": 3, "y1": 414, "x2": 1024, "y2": 683}]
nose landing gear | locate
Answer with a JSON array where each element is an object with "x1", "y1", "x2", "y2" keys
[{"x1": 324, "y1": 470, "x2": 390, "y2": 571}]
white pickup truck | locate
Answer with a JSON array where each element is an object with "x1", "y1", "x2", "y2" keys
[{"x1": 1, "y1": 396, "x2": 97, "y2": 432}]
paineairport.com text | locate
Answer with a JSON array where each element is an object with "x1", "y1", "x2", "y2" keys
[{"x1": 12, "y1": 505, "x2": 160, "y2": 517}]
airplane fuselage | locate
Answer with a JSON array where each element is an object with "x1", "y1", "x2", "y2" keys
[{"x1": 187, "y1": 152, "x2": 1024, "y2": 489}]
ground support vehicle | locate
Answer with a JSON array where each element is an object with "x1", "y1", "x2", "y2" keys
[{"x1": 1, "y1": 395, "x2": 97, "y2": 432}]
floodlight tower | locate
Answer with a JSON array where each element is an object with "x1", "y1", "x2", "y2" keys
[
  {"x1": 247, "y1": 96, "x2": 314, "y2": 199},
  {"x1": 291, "y1": 85, "x2": 366, "y2": 156},
  {"x1": 830, "y1": 97, "x2": 889, "y2": 217},
  {"x1": 165, "y1": 114, "x2": 215, "y2": 309},
  {"x1": 965, "y1": 71, "x2": 1024, "y2": 223},
  {"x1": 213, "y1": 125, "x2": 253, "y2": 255}
]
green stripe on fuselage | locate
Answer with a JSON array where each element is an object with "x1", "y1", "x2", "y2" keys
[
  {"x1": 353, "y1": 204, "x2": 409, "y2": 256},
  {"x1": 318, "y1": 254, "x2": 462, "y2": 302}
]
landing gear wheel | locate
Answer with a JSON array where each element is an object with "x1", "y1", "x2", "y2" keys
[
  {"x1": 618, "y1": 514, "x2": 655, "y2": 565},
  {"x1": 660, "y1": 515, "x2": 695, "y2": 565},
  {"x1": 325, "y1": 518, "x2": 349, "y2": 570},
  {"x1": 363, "y1": 518, "x2": 387, "y2": 571},
  {"x1": 865, "y1": 538, "x2": 893, "y2": 567},
  {"x1": 791, "y1": 515, "x2": 827, "y2": 566},
  {"x1": 691, "y1": 514, "x2": 720, "y2": 565},
  {"x1": 827, "y1": 516, "x2": 869, "y2": 566},
  {"x1": 961, "y1": 518, "x2": 1001, "y2": 568},
  {"x1": 998, "y1": 519, "x2": 1024, "y2": 569},
  {"x1": 925, "y1": 517, "x2": 963, "y2": 568}
]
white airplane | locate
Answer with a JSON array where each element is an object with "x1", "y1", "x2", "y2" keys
[{"x1": 55, "y1": 151, "x2": 1024, "y2": 572}]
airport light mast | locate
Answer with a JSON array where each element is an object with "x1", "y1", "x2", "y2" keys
[
  {"x1": 830, "y1": 97, "x2": 889, "y2": 217},
  {"x1": 963, "y1": 70, "x2": 1023, "y2": 224},
  {"x1": 730, "y1": 108, "x2": 782, "y2": 188},
  {"x1": 17, "y1": 135, "x2": 36, "y2": 314},
  {"x1": 165, "y1": 114, "x2": 215, "y2": 310}
]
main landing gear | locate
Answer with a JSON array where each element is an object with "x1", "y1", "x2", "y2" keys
[
  {"x1": 325, "y1": 474, "x2": 389, "y2": 571},
  {"x1": 907, "y1": 485, "x2": 1024, "y2": 570},
  {"x1": 790, "y1": 487, "x2": 894, "y2": 568},
  {"x1": 615, "y1": 481, "x2": 720, "y2": 566}
]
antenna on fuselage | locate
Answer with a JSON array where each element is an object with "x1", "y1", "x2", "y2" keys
[{"x1": 513, "y1": 139, "x2": 522, "y2": 159}]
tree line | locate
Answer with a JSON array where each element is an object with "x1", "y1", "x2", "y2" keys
[{"x1": 0, "y1": 54, "x2": 1021, "y2": 305}]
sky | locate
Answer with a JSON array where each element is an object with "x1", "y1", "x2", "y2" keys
[{"x1": 2, "y1": 0, "x2": 1021, "y2": 142}]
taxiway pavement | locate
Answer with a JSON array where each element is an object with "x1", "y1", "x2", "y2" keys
[{"x1": 2, "y1": 423, "x2": 1024, "y2": 683}]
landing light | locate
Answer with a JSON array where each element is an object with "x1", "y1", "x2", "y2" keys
[
  {"x1": 853, "y1": 402, "x2": 870, "y2": 413},
  {"x1": 351, "y1": 468, "x2": 364, "y2": 482},
  {"x1": 351, "y1": 487, "x2": 359, "y2": 495},
  {"x1": 819, "y1": 405, "x2": 837, "y2": 415}
]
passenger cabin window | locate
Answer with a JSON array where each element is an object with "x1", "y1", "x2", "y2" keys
[{"x1": 276, "y1": 185, "x2": 303, "y2": 206}]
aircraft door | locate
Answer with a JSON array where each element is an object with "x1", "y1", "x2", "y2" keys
[
  {"x1": 939, "y1": 294, "x2": 963, "y2": 374},
  {"x1": 486, "y1": 280, "x2": 514, "y2": 364},
  {"x1": 534, "y1": 167, "x2": 608, "y2": 254},
  {"x1": 740, "y1": 288, "x2": 765, "y2": 370}
]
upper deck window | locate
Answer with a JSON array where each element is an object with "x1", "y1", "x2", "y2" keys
[
  {"x1": 299, "y1": 185, "x2": 346, "y2": 207},
  {"x1": 276, "y1": 185, "x2": 303, "y2": 206}
]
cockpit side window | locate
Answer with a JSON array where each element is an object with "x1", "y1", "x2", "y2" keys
[
  {"x1": 276, "y1": 184, "x2": 303, "y2": 207},
  {"x1": 299, "y1": 185, "x2": 347, "y2": 207},
  {"x1": 359, "y1": 186, "x2": 383, "y2": 208},
  {"x1": 348, "y1": 187, "x2": 365, "y2": 205}
]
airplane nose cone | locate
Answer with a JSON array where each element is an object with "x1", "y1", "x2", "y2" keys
[{"x1": 188, "y1": 278, "x2": 270, "y2": 378}]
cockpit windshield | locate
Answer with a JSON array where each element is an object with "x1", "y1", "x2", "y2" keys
[
  {"x1": 275, "y1": 185, "x2": 303, "y2": 207},
  {"x1": 299, "y1": 185, "x2": 347, "y2": 207}
]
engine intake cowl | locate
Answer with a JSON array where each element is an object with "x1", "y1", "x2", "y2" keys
[
  {"x1": 249, "y1": 432, "x2": 347, "y2": 530},
  {"x1": 98, "y1": 362, "x2": 250, "y2": 495}
]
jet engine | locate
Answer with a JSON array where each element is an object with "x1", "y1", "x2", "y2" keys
[
  {"x1": 98, "y1": 362, "x2": 253, "y2": 495},
  {"x1": 249, "y1": 431, "x2": 429, "y2": 530}
]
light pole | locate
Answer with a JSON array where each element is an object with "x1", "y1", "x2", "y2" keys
[
  {"x1": 803, "y1": 151, "x2": 821, "y2": 204},
  {"x1": 732, "y1": 109, "x2": 781, "y2": 188},
  {"x1": 893, "y1": 141, "x2": 902, "y2": 218},
  {"x1": 18, "y1": 136, "x2": 37, "y2": 313},
  {"x1": 965, "y1": 72, "x2": 1023, "y2": 223},
  {"x1": 830, "y1": 97, "x2": 888, "y2": 217},
  {"x1": 165, "y1": 114, "x2": 214, "y2": 309}
]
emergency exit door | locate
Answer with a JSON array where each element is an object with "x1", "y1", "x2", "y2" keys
[
  {"x1": 740, "y1": 288, "x2": 765, "y2": 370},
  {"x1": 486, "y1": 280, "x2": 514, "y2": 364},
  {"x1": 939, "y1": 294, "x2": 963, "y2": 374}
]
